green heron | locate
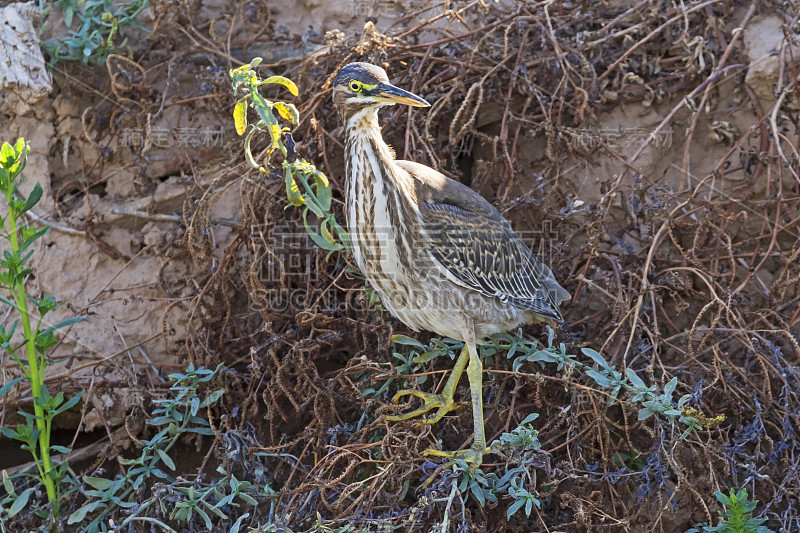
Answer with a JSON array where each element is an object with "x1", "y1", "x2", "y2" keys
[{"x1": 332, "y1": 63, "x2": 570, "y2": 468}]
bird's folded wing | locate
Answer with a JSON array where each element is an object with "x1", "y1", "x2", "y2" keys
[
  {"x1": 395, "y1": 160, "x2": 569, "y2": 322},
  {"x1": 421, "y1": 203, "x2": 567, "y2": 321}
]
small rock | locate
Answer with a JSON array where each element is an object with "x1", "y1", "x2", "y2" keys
[
  {"x1": 0, "y1": 2, "x2": 53, "y2": 114},
  {"x1": 53, "y1": 92, "x2": 80, "y2": 118},
  {"x1": 743, "y1": 16, "x2": 797, "y2": 102}
]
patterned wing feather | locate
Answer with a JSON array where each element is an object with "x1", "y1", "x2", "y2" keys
[
  {"x1": 394, "y1": 160, "x2": 569, "y2": 321},
  {"x1": 422, "y1": 202, "x2": 568, "y2": 321}
]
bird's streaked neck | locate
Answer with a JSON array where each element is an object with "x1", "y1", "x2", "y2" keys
[
  {"x1": 343, "y1": 105, "x2": 418, "y2": 277},
  {"x1": 343, "y1": 106, "x2": 413, "y2": 194},
  {"x1": 345, "y1": 107, "x2": 393, "y2": 159}
]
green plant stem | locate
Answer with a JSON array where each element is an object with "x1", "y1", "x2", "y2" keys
[{"x1": 6, "y1": 208, "x2": 56, "y2": 504}]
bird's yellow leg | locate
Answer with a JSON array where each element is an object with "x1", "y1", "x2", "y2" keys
[
  {"x1": 385, "y1": 345, "x2": 470, "y2": 424},
  {"x1": 423, "y1": 340, "x2": 486, "y2": 467}
]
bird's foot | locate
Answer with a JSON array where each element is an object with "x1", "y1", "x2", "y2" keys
[
  {"x1": 384, "y1": 389, "x2": 460, "y2": 424},
  {"x1": 419, "y1": 443, "x2": 487, "y2": 488},
  {"x1": 423, "y1": 442, "x2": 486, "y2": 468}
]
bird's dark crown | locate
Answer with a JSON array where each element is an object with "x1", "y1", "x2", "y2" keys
[{"x1": 333, "y1": 63, "x2": 389, "y2": 88}]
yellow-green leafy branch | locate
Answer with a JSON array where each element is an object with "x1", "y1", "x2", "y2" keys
[{"x1": 230, "y1": 58, "x2": 349, "y2": 254}]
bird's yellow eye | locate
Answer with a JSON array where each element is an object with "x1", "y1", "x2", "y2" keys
[{"x1": 349, "y1": 80, "x2": 362, "y2": 92}]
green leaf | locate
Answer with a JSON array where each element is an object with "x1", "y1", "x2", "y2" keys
[
  {"x1": 0, "y1": 376, "x2": 24, "y2": 398},
  {"x1": 237, "y1": 127, "x2": 260, "y2": 171},
  {"x1": 546, "y1": 326, "x2": 555, "y2": 347},
  {"x1": 526, "y1": 497, "x2": 537, "y2": 516},
  {"x1": 8, "y1": 487, "x2": 34, "y2": 517},
  {"x1": 284, "y1": 166, "x2": 305, "y2": 207},
  {"x1": 319, "y1": 218, "x2": 337, "y2": 246},
  {"x1": 233, "y1": 99, "x2": 248, "y2": 136},
  {"x1": 586, "y1": 369, "x2": 612, "y2": 388},
  {"x1": 300, "y1": 176, "x2": 325, "y2": 218},
  {"x1": 21, "y1": 226, "x2": 49, "y2": 251},
  {"x1": 1, "y1": 426, "x2": 20, "y2": 440},
  {"x1": 0, "y1": 141, "x2": 15, "y2": 169},
  {"x1": 63, "y1": 5, "x2": 74, "y2": 27},
  {"x1": 582, "y1": 347, "x2": 610, "y2": 369},
  {"x1": 199, "y1": 388, "x2": 224, "y2": 408},
  {"x1": 251, "y1": 92, "x2": 282, "y2": 154},
  {"x1": 34, "y1": 331, "x2": 57, "y2": 354},
  {"x1": 303, "y1": 210, "x2": 341, "y2": 252},
  {"x1": 273, "y1": 102, "x2": 299, "y2": 124},
  {"x1": 638, "y1": 407, "x2": 656, "y2": 420},
  {"x1": 20, "y1": 183, "x2": 43, "y2": 214},
  {"x1": 68, "y1": 500, "x2": 103, "y2": 524},
  {"x1": 527, "y1": 349, "x2": 559, "y2": 364},
  {"x1": 156, "y1": 449, "x2": 176, "y2": 471},
  {"x1": 230, "y1": 513, "x2": 250, "y2": 533},
  {"x1": 52, "y1": 391, "x2": 83, "y2": 415},
  {"x1": 149, "y1": 415, "x2": 175, "y2": 426},
  {"x1": 207, "y1": 504, "x2": 228, "y2": 519},
  {"x1": 519, "y1": 412, "x2": 539, "y2": 425},
  {"x1": 151, "y1": 468, "x2": 169, "y2": 480},
  {"x1": 35, "y1": 316, "x2": 84, "y2": 353},
  {"x1": 314, "y1": 171, "x2": 332, "y2": 211},
  {"x1": 38, "y1": 316, "x2": 85, "y2": 337},
  {"x1": 335, "y1": 222, "x2": 351, "y2": 249},
  {"x1": 239, "y1": 493, "x2": 257, "y2": 506},
  {"x1": 470, "y1": 483, "x2": 484, "y2": 506},
  {"x1": 391, "y1": 335, "x2": 426, "y2": 349},
  {"x1": 664, "y1": 376, "x2": 678, "y2": 397},
  {"x1": 186, "y1": 427, "x2": 215, "y2": 435},
  {"x1": 507, "y1": 498, "x2": 525, "y2": 519},
  {"x1": 196, "y1": 507, "x2": 213, "y2": 530},
  {"x1": 261, "y1": 76, "x2": 299, "y2": 96},
  {"x1": 413, "y1": 348, "x2": 442, "y2": 364},
  {"x1": 625, "y1": 368, "x2": 647, "y2": 389},
  {"x1": 172, "y1": 505, "x2": 190, "y2": 522},
  {"x1": 83, "y1": 476, "x2": 113, "y2": 490},
  {"x1": 3, "y1": 470, "x2": 15, "y2": 495}
]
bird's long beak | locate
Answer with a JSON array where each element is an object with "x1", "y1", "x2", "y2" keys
[{"x1": 371, "y1": 82, "x2": 430, "y2": 107}]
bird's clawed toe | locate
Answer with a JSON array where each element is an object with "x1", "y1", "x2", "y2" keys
[
  {"x1": 384, "y1": 390, "x2": 460, "y2": 424},
  {"x1": 418, "y1": 443, "x2": 488, "y2": 488},
  {"x1": 423, "y1": 442, "x2": 486, "y2": 466}
]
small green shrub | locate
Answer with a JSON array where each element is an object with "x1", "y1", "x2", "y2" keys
[
  {"x1": 0, "y1": 138, "x2": 83, "y2": 520},
  {"x1": 230, "y1": 57, "x2": 349, "y2": 255},
  {"x1": 688, "y1": 488, "x2": 774, "y2": 533},
  {"x1": 67, "y1": 364, "x2": 226, "y2": 531},
  {"x1": 41, "y1": 0, "x2": 149, "y2": 65}
]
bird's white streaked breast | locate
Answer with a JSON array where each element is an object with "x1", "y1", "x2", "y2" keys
[
  {"x1": 345, "y1": 138, "x2": 367, "y2": 273},
  {"x1": 346, "y1": 123, "x2": 417, "y2": 282}
]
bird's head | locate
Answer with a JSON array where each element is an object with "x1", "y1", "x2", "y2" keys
[{"x1": 332, "y1": 63, "x2": 430, "y2": 123}]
